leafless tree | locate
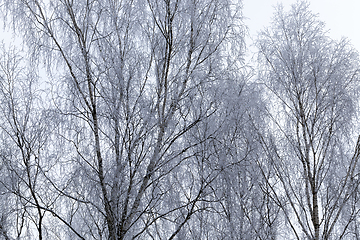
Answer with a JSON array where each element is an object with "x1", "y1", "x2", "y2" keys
[
  {"x1": 1, "y1": 0, "x2": 246, "y2": 239},
  {"x1": 0, "y1": 45, "x2": 54, "y2": 239},
  {"x1": 256, "y1": 1, "x2": 360, "y2": 239}
]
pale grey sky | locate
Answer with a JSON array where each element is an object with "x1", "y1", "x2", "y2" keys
[{"x1": 243, "y1": 0, "x2": 360, "y2": 53}]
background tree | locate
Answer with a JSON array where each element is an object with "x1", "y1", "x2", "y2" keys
[
  {"x1": 0, "y1": 45, "x2": 57, "y2": 239},
  {"x1": 256, "y1": 1, "x2": 360, "y2": 239}
]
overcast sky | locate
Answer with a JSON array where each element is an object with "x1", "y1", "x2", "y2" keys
[{"x1": 243, "y1": 0, "x2": 360, "y2": 56}]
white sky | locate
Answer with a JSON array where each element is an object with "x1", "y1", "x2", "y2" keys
[{"x1": 243, "y1": 0, "x2": 360, "y2": 56}]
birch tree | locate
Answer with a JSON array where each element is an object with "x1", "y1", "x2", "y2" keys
[
  {"x1": 256, "y1": 1, "x2": 360, "y2": 239},
  {"x1": 2, "y1": 0, "x2": 246, "y2": 239},
  {"x1": 0, "y1": 45, "x2": 58, "y2": 240}
]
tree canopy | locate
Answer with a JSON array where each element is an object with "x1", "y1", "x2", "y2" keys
[{"x1": 0, "y1": 1, "x2": 359, "y2": 240}]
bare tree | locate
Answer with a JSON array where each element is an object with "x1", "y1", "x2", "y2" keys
[
  {"x1": 256, "y1": 1, "x2": 360, "y2": 239},
  {"x1": 1, "y1": 0, "x2": 246, "y2": 239},
  {"x1": 0, "y1": 45, "x2": 53, "y2": 239}
]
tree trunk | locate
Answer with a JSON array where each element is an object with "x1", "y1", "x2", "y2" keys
[{"x1": 313, "y1": 189, "x2": 320, "y2": 240}]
